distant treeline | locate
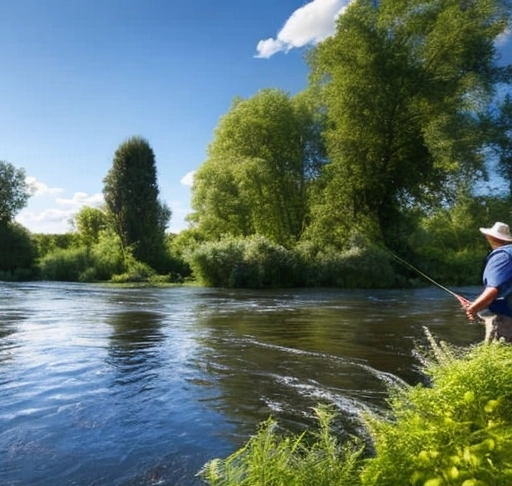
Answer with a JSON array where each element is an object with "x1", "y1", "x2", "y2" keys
[{"x1": 2, "y1": 0, "x2": 512, "y2": 288}]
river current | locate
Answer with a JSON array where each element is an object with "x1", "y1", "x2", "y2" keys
[{"x1": 0, "y1": 281, "x2": 483, "y2": 485}]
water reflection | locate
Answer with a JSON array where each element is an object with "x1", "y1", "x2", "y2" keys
[{"x1": 106, "y1": 308, "x2": 165, "y2": 394}]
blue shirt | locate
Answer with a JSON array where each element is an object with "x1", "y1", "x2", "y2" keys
[{"x1": 483, "y1": 244, "x2": 512, "y2": 316}]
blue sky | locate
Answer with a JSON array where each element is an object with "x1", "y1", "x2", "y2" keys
[{"x1": 1, "y1": 0, "x2": 510, "y2": 234}]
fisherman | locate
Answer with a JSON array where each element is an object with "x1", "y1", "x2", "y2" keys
[{"x1": 464, "y1": 222, "x2": 512, "y2": 342}]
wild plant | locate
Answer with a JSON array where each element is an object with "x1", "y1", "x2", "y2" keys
[
  {"x1": 361, "y1": 333, "x2": 512, "y2": 486},
  {"x1": 198, "y1": 406, "x2": 363, "y2": 486}
]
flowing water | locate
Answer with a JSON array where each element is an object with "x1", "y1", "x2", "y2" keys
[{"x1": 0, "y1": 281, "x2": 483, "y2": 486}]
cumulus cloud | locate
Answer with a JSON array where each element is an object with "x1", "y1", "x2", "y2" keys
[
  {"x1": 16, "y1": 176, "x2": 105, "y2": 233},
  {"x1": 56, "y1": 192, "x2": 104, "y2": 209},
  {"x1": 26, "y1": 176, "x2": 64, "y2": 196},
  {"x1": 180, "y1": 171, "x2": 195, "y2": 187},
  {"x1": 255, "y1": 0, "x2": 349, "y2": 58}
]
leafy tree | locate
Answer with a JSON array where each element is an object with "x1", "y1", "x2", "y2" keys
[
  {"x1": 73, "y1": 206, "x2": 109, "y2": 246},
  {"x1": 0, "y1": 222, "x2": 36, "y2": 277},
  {"x1": 0, "y1": 160, "x2": 30, "y2": 225},
  {"x1": 307, "y1": 0, "x2": 512, "y2": 249},
  {"x1": 191, "y1": 89, "x2": 325, "y2": 247},
  {"x1": 103, "y1": 136, "x2": 171, "y2": 270},
  {"x1": 32, "y1": 233, "x2": 77, "y2": 259}
]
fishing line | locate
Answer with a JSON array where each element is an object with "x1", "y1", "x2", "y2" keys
[{"x1": 387, "y1": 250, "x2": 471, "y2": 305}]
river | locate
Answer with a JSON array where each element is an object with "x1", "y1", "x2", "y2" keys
[{"x1": 0, "y1": 281, "x2": 483, "y2": 485}]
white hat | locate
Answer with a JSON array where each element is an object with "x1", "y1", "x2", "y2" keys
[{"x1": 479, "y1": 222, "x2": 512, "y2": 242}]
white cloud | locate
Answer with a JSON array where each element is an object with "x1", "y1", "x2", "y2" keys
[
  {"x1": 180, "y1": 170, "x2": 195, "y2": 187},
  {"x1": 56, "y1": 192, "x2": 104, "y2": 209},
  {"x1": 255, "y1": 0, "x2": 349, "y2": 58},
  {"x1": 16, "y1": 176, "x2": 105, "y2": 233},
  {"x1": 167, "y1": 200, "x2": 192, "y2": 233},
  {"x1": 26, "y1": 176, "x2": 64, "y2": 196},
  {"x1": 16, "y1": 207, "x2": 77, "y2": 234}
]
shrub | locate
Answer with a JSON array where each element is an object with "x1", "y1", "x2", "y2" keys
[
  {"x1": 38, "y1": 247, "x2": 91, "y2": 281},
  {"x1": 89, "y1": 231, "x2": 125, "y2": 280},
  {"x1": 361, "y1": 332, "x2": 512, "y2": 486},
  {"x1": 294, "y1": 242, "x2": 397, "y2": 288},
  {"x1": 110, "y1": 252, "x2": 156, "y2": 283},
  {"x1": 186, "y1": 237, "x2": 244, "y2": 287},
  {"x1": 186, "y1": 236, "x2": 296, "y2": 288},
  {"x1": 198, "y1": 406, "x2": 363, "y2": 486}
]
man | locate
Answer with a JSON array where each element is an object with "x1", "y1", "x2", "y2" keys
[{"x1": 465, "y1": 222, "x2": 512, "y2": 342}]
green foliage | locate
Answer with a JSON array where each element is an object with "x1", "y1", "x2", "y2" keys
[
  {"x1": 186, "y1": 235, "x2": 296, "y2": 288},
  {"x1": 38, "y1": 246, "x2": 91, "y2": 282},
  {"x1": 186, "y1": 235, "x2": 399, "y2": 288},
  {"x1": 361, "y1": 334, "x2": 512, "y2": 486},
  {"x1": 294, "y1": 242, "x2": 397, "y2": 288},
  {"x1": 0, "y1": 160, "x2": 30, "y2": 224},
  {"x1": 199, "y1": 406, "x2": 363, "y2": 486},
  {"x1": 0, "y1": 222, "x2": 36, "y2": 279},
  {"x1": 32, "y1": 233, "x2": 77, "y2": 259},
  {"x1": 407, "y1": 194, "x2": 512, "y2": 285},
  {"x1": 37, "y1": 230, "x2": 125, "y2": 282},
  {"x1": 107, "y1": 245, "x2": 155, "y2": 283},
  {"x1": 186, "y1": 237, "x2": 245, "y2": 287},
  {"x1": 73, "y1": 206, "x2": 109, "y2": 246},
  {"x1": 103, "y1": 136, "x2": 170, "y2": 270},
  {"x1": 87, "y1": 230, "x2": 125, "y2": 280},
  {"x1": 307, "y1": 0, "x2": 512, "y2": 247},
  {"x1": 191, "y1": 89, "x2": 324, "y2": 246}
]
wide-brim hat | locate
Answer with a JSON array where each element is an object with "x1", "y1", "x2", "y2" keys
[{"x1": 479, "y1": 222, "x2": 512, "y2": 242}]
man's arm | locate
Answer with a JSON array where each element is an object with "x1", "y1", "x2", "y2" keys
[{"x1": 465, "y1": 286, "x2": 499, "y2": 320}]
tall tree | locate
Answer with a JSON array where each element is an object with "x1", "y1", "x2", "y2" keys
[
  {"x1": 103, "y1": 136, "x2": 171, "y2": 269},
  {"x1": 191, "y1": 89, "x2": 324, "y2": 246},
  {"x1": 0, "y1": 160, "x2": 29, "y2": 225},
  {"x1": 307, "y1": 0, "x2": 512, "y2": 249}
]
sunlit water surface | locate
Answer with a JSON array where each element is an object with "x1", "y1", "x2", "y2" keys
[{"x1": 0, "y1": 282, "x2": 483, "y2": 485}]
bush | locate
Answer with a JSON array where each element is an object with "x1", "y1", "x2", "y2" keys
[
  {"x1": 199, "y1": 406, "x2": 363, "y2": 486},
  {"x1": 186, "y1": 236, "x2": 296, "y2": 288},
  {"x1": 294, "y1": 242, "x2": 397, "y2": 288},
  {"x1": 38, "y1": 246, "x2": 91, "y2": 281},
  {"x1": 89, "y1": 231, "x2": 125, "y2": 280},
  {"x1": 110, "y1": 252, "x2": 156, "y2": 283},
  {"x1": 361, "y1": 332, "x2": 512, "y2": 486},
  {"x1": 186, "y1": 237, "x2": 245, "y2": 287}
]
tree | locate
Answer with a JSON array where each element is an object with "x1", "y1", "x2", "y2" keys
[
  {"x1": 307, "y1": 0, "x2": 512, "y2": 249},
  {"x1": 191, "y1": 89, "x2": 324, "y2": 246},
  {"x1": 0, "y1": 160, "x2": 30, "y2": 225},
  {"x1": 0, "y1": 222, "x2": 36, "y2": 276},
  {"x1": 103, "y1": 136, "x2": 171, "y2": 269},
  {"x1": 73, "y1": 206, "x2": 109, "y2": 246}
]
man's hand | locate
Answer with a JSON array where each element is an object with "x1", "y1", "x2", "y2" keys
[{"x1": 462, "y1": 287, "x2": 499, "y2": 321}]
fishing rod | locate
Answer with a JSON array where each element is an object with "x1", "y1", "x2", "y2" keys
[{"x1": 387, "y1": 250, "x2": 471, "y2": 307}]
